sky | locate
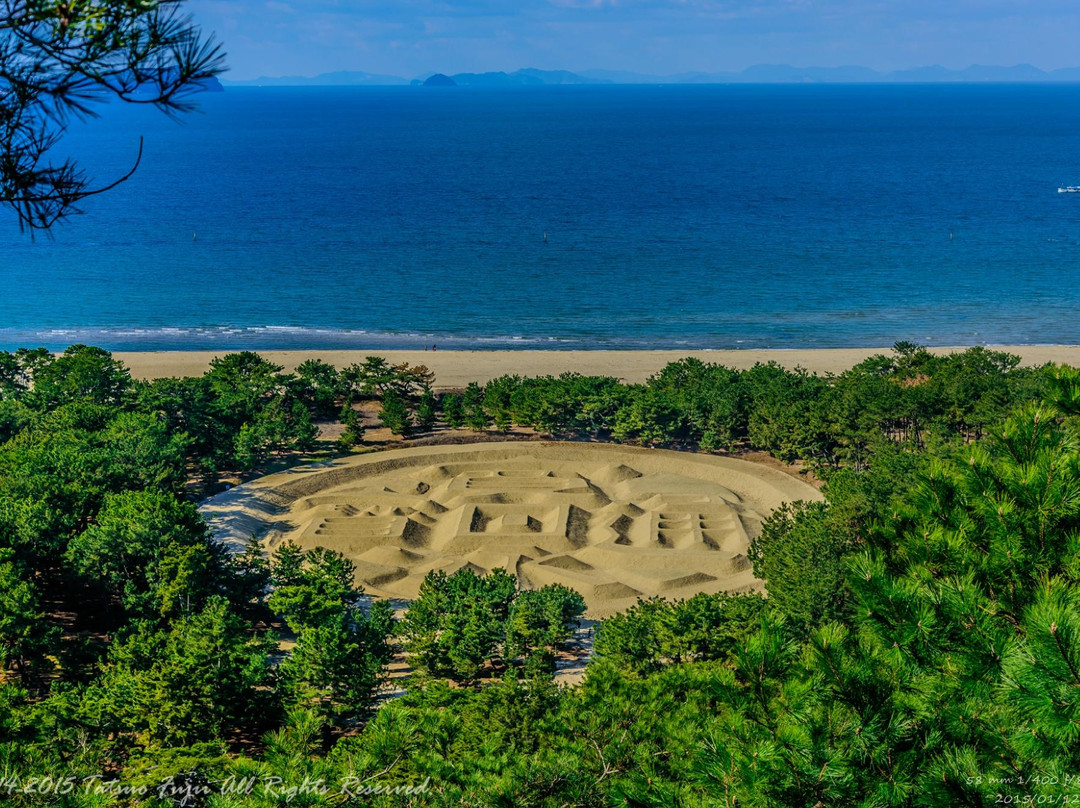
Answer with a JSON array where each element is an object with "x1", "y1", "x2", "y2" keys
[{"x1": 186, "y1": 0, "x2": 1080, "y2": 80}]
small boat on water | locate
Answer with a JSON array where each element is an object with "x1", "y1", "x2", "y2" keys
[{"x1": 1059, "y1": 186, "x2": 1080, "y2": 193}]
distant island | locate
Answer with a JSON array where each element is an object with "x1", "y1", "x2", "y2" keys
[
  {"x1": 422, "y1": 73, "x2": 457, "y2": 87},
  {"x1": 223, "y1": 63, "x2": 1080, "y2": 87}
]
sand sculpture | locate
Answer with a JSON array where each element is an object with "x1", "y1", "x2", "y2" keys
[{"x1": 201, "y1": 442, "x2": 821, "y2": 616}]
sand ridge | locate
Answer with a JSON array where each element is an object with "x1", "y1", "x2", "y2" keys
[{"x1": 200, "y1": 442, "x2": 822, "y2": 616}]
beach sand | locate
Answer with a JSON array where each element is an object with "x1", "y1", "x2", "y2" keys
[
  {"x1": 116, "y1": 346, "x2": 1080, "y2": 388},
  {"x1": 199, "y1": 441, "x2": 821, "y2": 617}
]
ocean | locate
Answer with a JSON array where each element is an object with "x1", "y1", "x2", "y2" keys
[{"x1": 3, "y1": 84, "x2": 1080, "y2": 351}]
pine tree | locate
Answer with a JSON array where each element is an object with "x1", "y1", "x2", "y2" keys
[
  {"x1": 415, "y1": 389, "x2": 438, "y2": 433},
  {"x1": 379, "y1": 390, "x2": 413, "y2": 437},
  {"x1": 442, "y1": 393, "x2": 466, "y2": 429},
  {"x1": 0, "y1": 550, "x2": 57, "y2": 685},
  {"x1": 462, "y1": 382, "x2": 491, "y2": 431},
  {"x1": 337, "y1": 403, "x2": 366, "y2": 450}
]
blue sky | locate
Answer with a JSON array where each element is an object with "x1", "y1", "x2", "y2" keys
[{"x1": 187, "y1": 0, "x2": 1080, "y2": 80}]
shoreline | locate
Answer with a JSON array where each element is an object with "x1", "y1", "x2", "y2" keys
[{"x1": 114, "y1": 346, "x2": 1080, "y2": 388}]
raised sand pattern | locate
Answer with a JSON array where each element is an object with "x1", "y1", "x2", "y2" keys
[{"x1": 201, "y1": 443, "x2": 821, "y2": 616}]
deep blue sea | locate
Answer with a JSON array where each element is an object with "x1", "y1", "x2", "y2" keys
[{"x1": 3, "y1": 84, "x2": 1080, "y2": 351}]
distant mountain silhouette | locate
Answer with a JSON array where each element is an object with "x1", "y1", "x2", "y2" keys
[
  {"x1": 585, "y1": 63, "x2": 1080, "y2": 84},
  {"x1": 122, "y1": 72, "x2": 225, "y2": 94},
  {"x1": 196, "y1": 76, "x2": 226, "y2": 93},
  {"x1": 410, "y1": 69, "x2": 609, "y2": 86},
  {"x1": 422, "y1": 73, "x2": 457, "y2": 87},
  {"x1": 225, "y1": 64, "x2": 1080, "y2": 87}
]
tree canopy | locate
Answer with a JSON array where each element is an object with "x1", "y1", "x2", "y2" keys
[{"x1": 0, "y1": 344, "x2": 1078, "y2": 806}]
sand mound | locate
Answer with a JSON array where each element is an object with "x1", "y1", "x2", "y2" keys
[{"x1": 201, "y1": 442, "x2": 821, "y2": 616}]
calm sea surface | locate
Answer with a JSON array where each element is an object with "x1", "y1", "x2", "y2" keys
[{"x1": 3, "y1": 84, "x2": 1080, "y2": 351}]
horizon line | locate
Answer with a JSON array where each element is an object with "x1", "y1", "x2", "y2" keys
[{"x1": 221, "y1": 62, "x2": 1080, "y2": 86}]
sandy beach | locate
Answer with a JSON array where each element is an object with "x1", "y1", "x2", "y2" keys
[{"x1": 117, "y1": 346, "x2": 1080, "y2": 388}]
